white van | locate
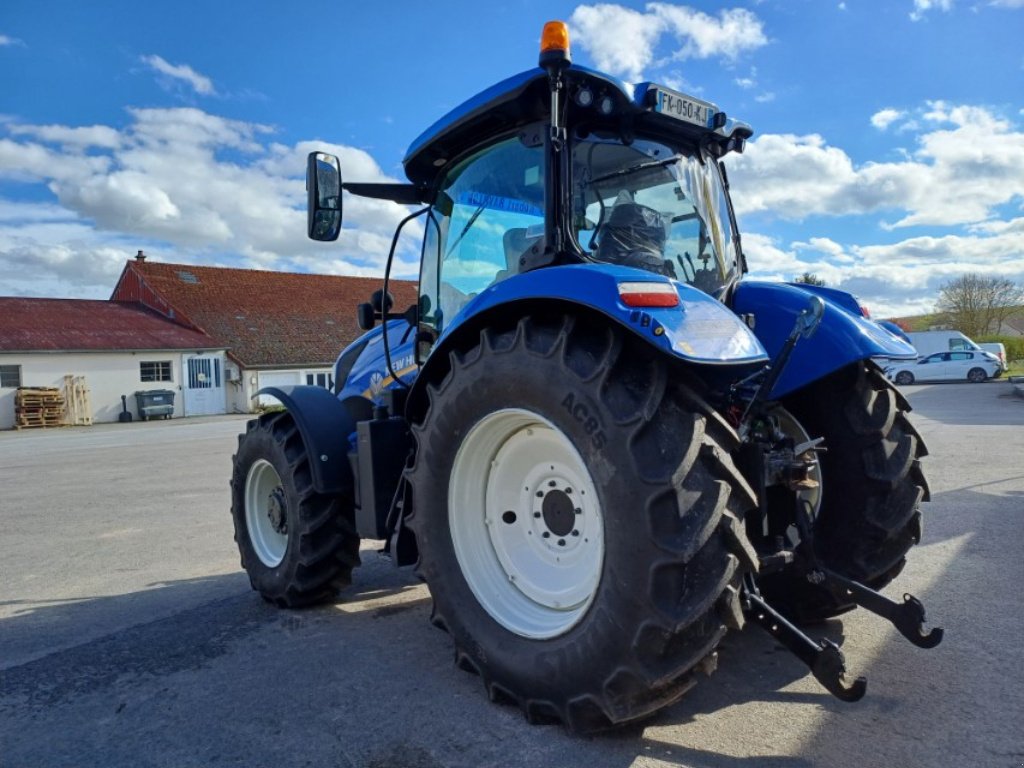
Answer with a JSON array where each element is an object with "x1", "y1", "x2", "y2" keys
[{"x1": 907, "y1": 330, "x2": 982, "y2": 357}]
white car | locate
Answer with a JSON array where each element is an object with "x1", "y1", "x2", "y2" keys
[{"x1": 885, "y1": 350, "x2": 1002, "y2": 385}]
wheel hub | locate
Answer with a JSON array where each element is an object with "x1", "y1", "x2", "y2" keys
[
  {"x1": 267, "y1": 487, "x2": 288, "y2": 534},
  {"x1": 541, "y1": 487, "x2": 576, "y2": 537}
]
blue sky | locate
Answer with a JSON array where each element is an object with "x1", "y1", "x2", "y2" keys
[{"x1": 1, "y1": 0, "x2": 1022, "y2": 317}]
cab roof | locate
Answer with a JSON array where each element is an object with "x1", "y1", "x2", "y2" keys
[{"x1": 401, "y1": 64, "x2": 753, "y2": 186}]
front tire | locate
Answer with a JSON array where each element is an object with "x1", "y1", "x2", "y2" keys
[
  {"x1": 967, "y1": 367, "x2": 986, "y2": 383},
  {"x1": 230, "y1": 412, "x2": 361, "y2": 607},
  {"x1": 408, "y1": 314, "x2": 757, "y2": 731},
  {"x1": 761, "y1": 363, "x2": 929, "y2": 621},
  {"x1": 895, "y1": 370, "x2": 914, "y2": 385}
]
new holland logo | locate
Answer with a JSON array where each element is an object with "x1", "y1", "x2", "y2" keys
[{"x1": 369, "y1": 371, "x2": 385, "y2": 397}]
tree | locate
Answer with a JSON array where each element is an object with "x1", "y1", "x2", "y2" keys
[
  {"x1": 794, "y1": 272, "x2": 826, "y2": 286},
  {"x1": 936, "y1": 273, "x2": 1024, "y2": 338}
]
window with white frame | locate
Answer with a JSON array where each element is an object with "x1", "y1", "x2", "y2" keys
[
  {"x1": 305, "y1": 372, "x2": 333, "y2": 389},
  {"x1": 0, "y1": 365, "x2": 21, "y2": 388},
  {"x1": 140, "y1": 360, "x2": 173, "y2": 382}
]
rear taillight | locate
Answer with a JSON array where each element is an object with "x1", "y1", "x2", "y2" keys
[{"x1": 617, "y1": 282, "x2": 679, "y2": 308}]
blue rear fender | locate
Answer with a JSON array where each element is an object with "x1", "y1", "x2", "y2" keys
[
  {"x1": 437, "y1": 264, "x2": 767, "y2": 366},
  {"x1": 731, "y1": 281, "x2": 917, "y2": 398}
]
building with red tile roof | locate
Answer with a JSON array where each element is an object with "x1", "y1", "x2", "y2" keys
[
  {"x1": 110, "y1": 253, "x2": 417, "y2": 411},
  {"x1": 1, "y1": 251, "x2": 415, "y2": 428},
  {"x1": 0, "y1": 296, "x2": 226, "y2": 428},
  {"x1": 111, "y1": 253, "x2": 418, "y2": 368}
]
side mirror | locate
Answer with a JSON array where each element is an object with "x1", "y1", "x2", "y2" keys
[
  {"x1": 370, "y1": 289, "x2": 394, "y2": 314},
  {"x1": 307, "y1": 152, "x2": 342, "y2": 241},
  {"x1": 356, "y1": 302, "x2": 375, "y2": 331}
]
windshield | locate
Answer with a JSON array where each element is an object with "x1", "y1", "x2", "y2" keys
[{"x1": 571, "y1": 137, "x2": 738, "y2": 294}]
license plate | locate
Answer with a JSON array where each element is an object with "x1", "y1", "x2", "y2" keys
[{"x1": 651, "y1": 87, "x2": 717, "y2": 128}]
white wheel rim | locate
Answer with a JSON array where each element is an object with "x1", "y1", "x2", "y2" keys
[
  {"x1": 245, "y1": 459, "x2": 288, "y2": 567},
  {"x1": 449, "y1": 409, "x2": 604, "y2": 639},
  {"x1": 774, "y1": 408, "x2": 823, "y2": 544}
]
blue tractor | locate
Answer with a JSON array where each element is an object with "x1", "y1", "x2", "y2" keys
[{"x1": 230, "y1": 22, "x2": 940, "y2": 732}]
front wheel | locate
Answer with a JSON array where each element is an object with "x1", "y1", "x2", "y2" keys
[
  {"x1": 230, "y1": 412, "x2": 361, "y2": 607},
  {"x1": 895, "y1": 370, "x2": 914, "y2": 385},
  {"x1": 408, "y1": 314, "x2": 757, "y2": 731},
  {"x1": 967, "y1": 367, "x2": 987, "y2": 383}
]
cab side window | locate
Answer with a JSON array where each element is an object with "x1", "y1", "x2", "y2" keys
[{"x1": 419, "y1": 138, "x2": 544, "y2": 335}]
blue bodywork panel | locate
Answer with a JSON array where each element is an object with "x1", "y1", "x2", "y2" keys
[
  {"x1": 732, "y1": 281, "x2": 917, "y2": 398},
  {"x1": 336, "y1": 323, "x2": 417, "y2": 403},
  {"x1": 436, "y1": 264, "x2": 766, "y2": 365},
  {"x1": 337, "y1": 264, "x2": 767, "y2": 409}
]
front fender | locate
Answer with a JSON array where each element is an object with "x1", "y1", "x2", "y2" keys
[
  {"x1": 440, "y1": 264, "x2": 767, "y2": 366},
  {"x1": 732, "y1": 281, "x2": 917, "y2": 398},
  {"x1": 256, "y1": 385, "x2": 355, "y2": 496}
]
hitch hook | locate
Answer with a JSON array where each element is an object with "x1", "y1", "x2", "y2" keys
[
  {"x1": 745, "y1": 588, "x2": 866, "y2": 702},
  {"x1": 815, "y1": 568, "x2": 944, "y2": 649}
]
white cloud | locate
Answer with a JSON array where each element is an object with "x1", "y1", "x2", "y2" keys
[
  {"x1": 728, "y1": 103, "x2": 1024, "y2": 227},
  {"x1": 744, "y1": 221, "x2": 1024, "y2": 316},
  {"x1": 569, "y1": 5, "x2": 664, "y2": 82},
  {"x1": 910, "y1": 0, "x2": 954, "y2": 20},
  {"x1": 0, "y1": 107, "x2": 419, "y2": 297},
  {"x1": 570, "y1": 3, "x2": 767, "y2": 82},
  {"x1": 0, "y1": 34, "x2": 24, "y2": 47},
  {"x1": 870, "y1": 108, "x2": 904, "y2": 130},
  {"x1": 651, "y1": 4, "x2": 768, "y2": 61},
  {"x1": 7, "y1": 123, "x2": 121, "y2": 150},
  {"x1": 989, "y1": 0, "x2": 1024, "y2": 7},
  {"x1": 141, "y1": 54, "x2": 216, "y2": 96}
]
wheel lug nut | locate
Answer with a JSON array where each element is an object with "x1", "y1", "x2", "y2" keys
[
  {"x1": 557, "y1": 539, "x2": 565, "y2": 547},
  {"x1": 542, "y1": 532, "x2": 550, "y2": 539},
  {"x1": 548, "y1": 480, "x2": 556, "y2": 488},
  {"x1": 571, "y1": 530, "x2": 579, "y2": 536},
  {"x1": 574, "y1": 508, "x2": 582, "y2": 515},
  {"x1": 533, "y1": 511, "x2": 541, "y2": 518},
  {"x1": 536, "y1": 491, "x2": 543, "y2": 498},
  {"x1": 565, "y1": 488, "x2": 572, "y2": 494}
]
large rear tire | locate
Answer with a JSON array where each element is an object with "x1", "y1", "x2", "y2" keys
[
  {"x1": 408, "y1": 314, "x2": 757, "y2": 732},
  {"x1": 760, "y1": 363, "x2": 929, "y2": 621},
  {"x1": 230, "y1": 412, "x2": 361, "y2": 607}
]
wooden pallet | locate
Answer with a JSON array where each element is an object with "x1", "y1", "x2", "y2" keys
[
  {"x1": 63, "y1": 375, "x2": 93, "y2": 426},
  {"x1": 15, "y1": 387, "x2": 67, "y2": 430}
]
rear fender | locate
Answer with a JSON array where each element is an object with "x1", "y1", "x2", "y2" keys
[
  {"x1": 438, "y1": 264, "x2": 766, "y2": 366},
  {"x1": 256, "y1": 385, "x2": 356, "y2": 496},
  {"x1": 732, "y1": 281, "x2": 917, "y2": 398},
  {"x1": 407, "y1": 265, "x2": 767, "y2": 421}
]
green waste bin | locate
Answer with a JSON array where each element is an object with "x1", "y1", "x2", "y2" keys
[{"x1": 135, "y1": 389, "x2": 175, "y2": 421}]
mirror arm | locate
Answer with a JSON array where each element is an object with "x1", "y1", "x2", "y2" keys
[{"x1": 343, "y1": 182, "x2": 429, "y2": 205}]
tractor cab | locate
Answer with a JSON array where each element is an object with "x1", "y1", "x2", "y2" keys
[{"x1": 309, "y1": 24, "x2": 753, "y2": 344}]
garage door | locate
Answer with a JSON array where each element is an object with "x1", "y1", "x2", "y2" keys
[{"x1": 255, "y1": 371, "x2": 302, "y2": 407}]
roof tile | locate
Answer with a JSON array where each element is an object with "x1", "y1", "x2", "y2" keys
[
  {"x1": 117, "y1": 261, "x2": 418, "y2": 367},
  {"x1": 0, "y1": 298, "x2": 220, "y2": 352}
]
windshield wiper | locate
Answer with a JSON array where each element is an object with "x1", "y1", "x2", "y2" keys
[
  {"x1": 445, "y1": 204, "x2": 485, "y2": 257},
  {"x1": 587, "y1": 154, "x2": 682, "y2": 187}
]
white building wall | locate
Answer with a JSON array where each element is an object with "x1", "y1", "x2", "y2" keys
[
  {"x1": 233, "y1": 367, "x2": 335, "y2": 411},
  {"x1": 0, "y1": 350, "x2": 227, "y2": 430}
]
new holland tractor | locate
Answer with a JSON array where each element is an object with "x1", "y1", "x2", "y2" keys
[{"x1": 230, "y1": 22, "x2": 941, "y2": 732}]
